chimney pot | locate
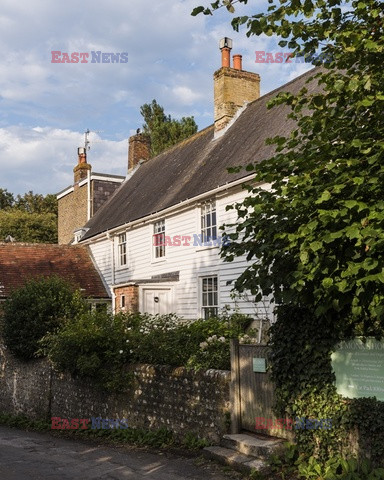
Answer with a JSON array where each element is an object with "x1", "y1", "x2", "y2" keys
[
  {"x1": 73, "y1": 147, "x2": 91, "y2": 184},
  {"x1": 77, "y1": 147, "x2": 87, "y2": 164},
  {"x1": 221, "y1": 48, "x2": 231, "y2": 68},
  {"x1": 219, "y1": 37, "x2": 232, "y2": 68},
  {"x1": 233, "y1": 54, "x2": 242, "y2": 70}
]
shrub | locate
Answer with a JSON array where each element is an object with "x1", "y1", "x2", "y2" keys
[
  {"x1": 124, "y1": 313, "x2": 195, "y2": 366},
  {"x1": 41, "y1": 311, "x2": 132, "y2": 392},
  {"x1": 42, "y1": 309, "x2": 253, "y2": 391},
  {"x1": 184, "y1": 313, "x2": 253, "y2": 371},
  {"x1": 186, "y1": 334, "x2": 230, "y2": 371},
  {"x1": 1, "y1": 276, "x2": 86, "y2": 360},
  {"x1": 124, "y1": 312, "x2": 252, "y2": 370}
]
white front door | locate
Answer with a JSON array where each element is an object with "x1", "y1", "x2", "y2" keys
[{"x1": 141, "y1": 287, "x2": 173, "y2": 315}]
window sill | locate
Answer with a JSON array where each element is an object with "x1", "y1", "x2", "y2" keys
[
  {"x1": 115, "y1": 265, "x2": 129, "y2": 270},
  {"x1": 151, "y1": 257, "x2": 167, "y2": 264}
]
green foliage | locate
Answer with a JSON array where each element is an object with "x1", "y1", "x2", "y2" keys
[
  {"x1": 186, "y1": 333, "x2": 231, "y2": 371},
  {"x1": 0, "y1": 189, "x2": 57, "y2": 214},
  {"x1": 298, "y1": 455, "x2": 384, "y2": 480},
  {"x1": 83, "y1": 425, "x2": 175, "y2": 449},
  {"x1": 41, "y1": 311, "x2": 133, "y2": 392},
  {"x1": 123, "y1": 313, "x2": 194, "y2": 366},
  {"x1": 140, "y1": 99, "x2": 198, "y2": 157},
  {"x1": 181, "y1": 432, "x2": 211, "y2": 450},
  {"x1": 267, "y1": 305, "x2": 384, "y2": 466},
  {"x1": 2, "y1": 276, "x2": 86, "y2": 360},
  {"x1": 0, "y1": 413, "x2": 51, "y2": 431},
  {"x1": 124, "y1": 312, "x2": 250, "y2": 370},
  {"x1": 263, "y1": 443, "x2": 384, "y2": 480},
  {"x1": 0, "y1": 412, "x2": 175, "y2": 449},
  {"x1": 346, "y1": 398, "x2": 384, "y2": 464},
  {"x1": 0, "y1": 190, "x2": 58, "y2": 242},
  {"x1": 202, "y1": 0, "x2": 384, "y2": 328},
  {"x1": 14, "y1": 191, "x2": 58, "y2": 215},
  {"x1": 267, "y1": 442, "x2": 303, "y2": 479},
  {"x1": 0, "y1": 210, "x2": 58, "y2": 243},
  {"x1": 0, "y1": 189, "x2": 14, "y2": 210},
  {"x1": 194, "y1": 0, "x2": 384, "y2": 466},
  {"x1": 42, "y1": 310, "x2": 252, "y2": 391}
]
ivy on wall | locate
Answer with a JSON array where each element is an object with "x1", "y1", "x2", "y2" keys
[{"x1": 269, "y1": 304, "x2": 384, "y2": 465}]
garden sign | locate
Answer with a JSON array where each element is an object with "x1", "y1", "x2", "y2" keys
[{"x1": 331, "y1": 338, "x2": 384, "y2": 401}]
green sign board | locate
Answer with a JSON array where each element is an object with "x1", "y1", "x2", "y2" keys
[
  {"x1": 253, "y1": 357, "x2": 266, "y2": 373},
  {"x1": 331, "y1": 338, "x2": 384, "y2": 401}
]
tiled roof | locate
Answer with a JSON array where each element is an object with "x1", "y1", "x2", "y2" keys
[
  {"x1": 82, "y1": 67, "x2": 321, "y2": 240},
  {"x1": 0, "y1": 243, "x2": 109, "y2": 299}
]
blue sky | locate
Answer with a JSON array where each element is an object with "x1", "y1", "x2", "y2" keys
[{"x1": 0, "y1": 0, "x2": 311, "y2": 196}]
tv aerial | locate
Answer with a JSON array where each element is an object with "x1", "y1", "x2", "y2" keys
[{"x1": 84, "y1": 129, "x2": 103, "y2": 151}]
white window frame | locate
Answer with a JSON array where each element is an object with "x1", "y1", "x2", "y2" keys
[
  {"x1": 200, "y1": 275, "x2": 219, "y2": 319},
  {"x1": 120, "y1": 294, "x2": 126, "y2": 309},
  {"x1": 153, "y1": 219, "x2": 166, "y2": 260},
  {"x1": 200, "y1": 200, "x2": 218, "y2": 245},
  {"x1": 117, "y1": 232, "x2": 127, "y2": 268}
]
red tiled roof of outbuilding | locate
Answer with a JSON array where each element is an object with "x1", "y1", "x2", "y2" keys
[{"x1": 0, "y1": 243, "x2": 109, "y2": 299}]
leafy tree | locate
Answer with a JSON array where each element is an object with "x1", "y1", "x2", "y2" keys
[
  {"x1": 140, "y1": 99, "x2": 198, "y2": 157},
  {"x1": 1, "y1": 276, "x2": 86, "y2": 360},
  {"x1": 0, "y1": 210, "x2": 57, "y2": 243},
  {"x1": 0, "y1": 190, "x2": 58, "y2": 242},
  {"x1": 15, "y1": 191, "x2": 58, "y2": 215},
  {"x1": 193, "y1": 1, "x2": 384, "y2": 330},
  {"x1": 0, "y1": 189, "x2": 14, "y2": 210}
]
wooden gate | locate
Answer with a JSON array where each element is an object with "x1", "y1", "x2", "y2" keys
[{"x1": 230, "y1": 339, "x2": 293, "y2": 439}]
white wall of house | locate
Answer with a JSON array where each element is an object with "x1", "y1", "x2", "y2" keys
[{"x1": 86, "y1": 185, "x2": 274, "y2": 322}]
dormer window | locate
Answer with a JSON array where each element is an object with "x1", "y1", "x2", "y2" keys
[{"x1": 73, "y1": 228, "x2": 89, "y2": 244}]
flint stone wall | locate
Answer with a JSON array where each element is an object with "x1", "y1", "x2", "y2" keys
[{"x1": 0, "y1": 342, "x2": 230, "y2": 442}]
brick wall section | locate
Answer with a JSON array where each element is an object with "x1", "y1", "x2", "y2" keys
[
  {"x1": 114, "y1": 285, "x2": 139, "y2": 313},
  {"x1": 0, "y1": 341, "x2": 230, "y2": 442},
  {"x1": 128, "y1": 133, "x2": 150, "y2": 171},
  {"x1": 58, "y1": 185, "x2": 88, "y2": 244},
  {"x1": 73, "y1": 163, "x2": 91, "y2": 184},
  {"x1": 214, "y1": 67, "x2": 260, "y2": 132},
  {"x1": 92, "y1": 180, "x2": 122, "y2": 215},
  {"x1": 58, "y1": 180, "x2": 123, "y2": 244}
]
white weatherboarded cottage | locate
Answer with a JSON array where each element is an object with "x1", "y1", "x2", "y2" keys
[{"x1": 64, "y1": 41, "x2": 318, "y2": 321}]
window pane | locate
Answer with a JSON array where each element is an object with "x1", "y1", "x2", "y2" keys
[
  {"x1": 203, "y1": 292, "x2": 208, "y2": 306},
  {"x1": 154, "y1": 220, "x2": 165, "y2": 258},
  {"x1": 118, "y1": 233, "x2": 127, "y2": 266},
  {"x1": 201, "y1": 201, "x2": 217, "y2": 245},
  {"x1": 201, "y1": 276, "x2": 218, "y2": 318}
]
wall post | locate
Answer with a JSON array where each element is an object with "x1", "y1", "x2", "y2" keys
[{"x1": 230, "y1": 338, "x2": 241, "y2": 434}]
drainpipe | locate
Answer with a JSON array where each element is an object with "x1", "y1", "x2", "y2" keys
[
  {"x1": 87, "y1": 169, "x2": 91, "y2": 221},
  {"x1": 108, "y1": 233, "x2": 116, "y2": 310}
]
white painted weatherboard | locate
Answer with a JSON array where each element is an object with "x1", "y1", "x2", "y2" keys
[{"x1": 87, "y1": 185, "x2": 274, "y2": 321}]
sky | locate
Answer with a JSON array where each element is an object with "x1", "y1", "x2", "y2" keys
[{"x1": 0, "y1": 0, "x2": 312, "y2": 197}]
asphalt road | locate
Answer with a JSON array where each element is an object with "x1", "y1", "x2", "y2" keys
[{"x1": 0, "y1": 426, "x2": 241, "y2": 480}]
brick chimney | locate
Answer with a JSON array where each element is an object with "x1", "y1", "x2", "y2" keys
[
  {"x1": 73, "y1": 147, "x2": 91, "y2": 185},
  {"x1": 128, "y1": 132, "x2": 151, "y2": 172},
  {"x1": 214, "y1": 38, "x2": 260, "y2": 133}
]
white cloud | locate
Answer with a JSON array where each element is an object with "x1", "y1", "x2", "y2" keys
[
  {"x1": 0, "y1": 126, "x2": 127, "y2": 195},
  {"x1": 0, "y1": 0, "x2": 310, "y2": 197}
]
